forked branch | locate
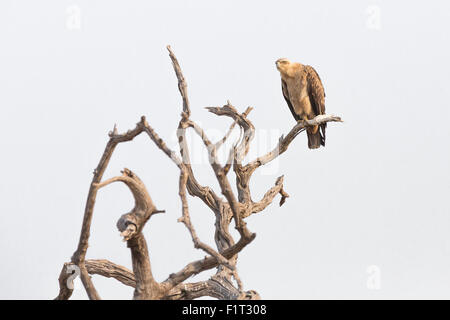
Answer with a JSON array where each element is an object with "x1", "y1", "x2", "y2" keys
[{"x1": 56, "y1": 46, "x2": 342, "y2": 300}]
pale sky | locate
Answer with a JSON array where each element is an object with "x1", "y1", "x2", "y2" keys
[{"x1": 1, "y1": 0, "x2": 450, "y2": 299}]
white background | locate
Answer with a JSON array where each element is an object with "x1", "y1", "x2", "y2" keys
[{"x1": 1, "y1": 1, "x2": 449, "y2": 299}]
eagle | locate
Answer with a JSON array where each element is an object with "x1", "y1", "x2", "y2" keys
[{"x1": 276, "y1": 58, "x2": 326, "y2": 149}]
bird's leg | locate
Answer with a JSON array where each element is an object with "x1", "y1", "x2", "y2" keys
[
  {"x1": 298, "y1": 116, "x2": 319, "y2": 133},
  {"x1": 299, "y1": 116, "x2": 309, "y2": 128}
]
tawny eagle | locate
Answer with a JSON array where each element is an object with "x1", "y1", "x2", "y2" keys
[{"x1": 276, "y1": 58, "x2": 326, "y2": 149}]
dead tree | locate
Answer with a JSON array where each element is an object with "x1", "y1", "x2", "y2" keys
[{"x1": 55, "y1": 46, "x2": 342, "y2": 300}]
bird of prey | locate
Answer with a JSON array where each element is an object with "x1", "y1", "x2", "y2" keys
[{"x1": 275, "y1": 58, "x2": 326, "y2": 149}]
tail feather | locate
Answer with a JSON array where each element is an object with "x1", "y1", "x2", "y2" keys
[
  {"x1": 320, "y1": 123, "x2": 326, "y2": 147},
  {"x1": 307, "y1": 125, "x2": 326, "y2": 149}
]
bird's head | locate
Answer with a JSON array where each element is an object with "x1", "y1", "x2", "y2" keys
[{"x1": 275, "y1": 58, "x2": 291, "y2": 72}]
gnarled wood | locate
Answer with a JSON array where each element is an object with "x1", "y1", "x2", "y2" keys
[{"x1": 56, "y1": 46, "x2": 342, "y2": 300}]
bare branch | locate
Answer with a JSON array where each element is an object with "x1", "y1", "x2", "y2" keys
[
  {"x1": 164, "y1": 275, "x2": 242, "y2": 300},
  {"x1": 248, "y1": 175, "x2": 289, "y2": 217},
  {"x1": 215, "y1": 119, "x2": 238, "y2": 150},
  {"x1": 55, "y1": 263, "x2": 75, "y2": 300},
  {"x1": 223, "y1": 144, "x2": 236, "y2": 176},
  {"x1": 142, "y1": 117, "x2": 183, "y2": 168},
  {"x1": 98, "y1": 168, "x2": 165, "y2": 299},
  {"x1": 167, "y1": 45, "x2": 191, "y2": 117},
  {"x1": 85, "y1": 259, "x2": 135, "y2": 288},
  {"x1": 206, "y1": 103, "x2": 255, "y2": 163},
  {"x1": 177, "y1": 170, "x2": 235, "y2": 270},
  {"x1": 187, "y1": 119, "x2": 220, "y2": 166},
  {"x1": 163, "y1": 231, "x2": 256, "y2": 288},
  {"x1": 113, "y1": 168, "x2": 163, "y2": 240},
  {"x1": 206, "y1": 104, "x2": 257, "y2": 205},
  {"x1": 177, "y1": 127, "x2": 222, "y2": 211},
  {"x1": 55, "y1": 259, "x2": 136, "y2": 300},
  {"x1": 71, "y1": 117, "x2": 147, "y2": 300},
  {"x1": 247, "y1": 114, "x2": 342, "y2": 170}
]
